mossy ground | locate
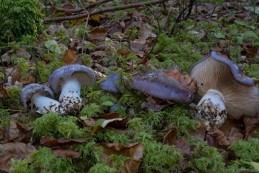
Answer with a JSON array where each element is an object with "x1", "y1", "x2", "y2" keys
[{"x1": 0, "y1": 0, "x2": 258, "y2": 172}]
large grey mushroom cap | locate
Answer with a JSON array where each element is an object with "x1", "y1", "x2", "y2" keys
[
  {"x1": 48, "y1": 64, "x2": 96, "y2": 94},
  {"x1": 20, "y1": 83, "x2": 54, "y2": 109},
  {"x1": 190, "y1": 51, "x2": 259, "y2": 119},
  {"x1": 131, "y1": 69, "x2": 196, "y2": 103}
]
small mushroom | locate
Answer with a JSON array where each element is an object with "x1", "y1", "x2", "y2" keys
[
  {"x1": 190, "y1": 51, "x2": 259, "y2": 130},
  {"x1": 20, "y1": 83, "x2": 65, "y2": 114},
  {"x1": 131, "y1": 69, "x2": 196, "y2": 103},
  {"x1": 100, "y1": 74, "x2": 123, "y2": 93},
  {"x1": 48, "y1": 64, "x2": 96, "y2": 115}
]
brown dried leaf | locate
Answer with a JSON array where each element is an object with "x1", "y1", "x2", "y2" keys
[
  {"x1": 89, "y1": 113, "x2": 129, "y2": 132},
  {"x1": 163, "y1": 127, "x2": 191, "y2": 157},
  {"x1": 64, "y1": 48, "x2": 78, "y2": 64},
  {"x1": 0, "y1": 143, "x2": 35, "y2": 172},
  {"x1": 99, "y1": 143, "x2": 143, "y2": 173},
  {"x1": 207, "y1": 126, "x2": 231, "y2": 147},
  {"x1": 242, "y1": 116, "x2": 259, "y2": 137},
  {"x1": 53, "y1": 149, "x2": 80, "y2": 158},
  {"x1": 40, "y1": 136, "x2": 87, "y2": 147},
  {"x1": 165, "y1": 70, "x2": 196, "y2": 93},
  {"x1": 88, "y1": 28, "x2": 109, "y2": 41}
]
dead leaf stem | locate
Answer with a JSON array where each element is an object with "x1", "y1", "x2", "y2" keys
[{"x1": 44, "y1": 0, "x2": 169, "y2": 23}]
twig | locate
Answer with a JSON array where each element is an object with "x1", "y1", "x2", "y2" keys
[
  {"x1": 54, "y1": 0, "x2": 112, "y2": 14},
  {"x1": 44, "y1": 0, "x2": 169, "y2": 23}
]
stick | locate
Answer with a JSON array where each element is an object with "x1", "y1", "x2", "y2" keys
[{"x1": 44, "y1": 0, "x2": 169, "y2": 23}]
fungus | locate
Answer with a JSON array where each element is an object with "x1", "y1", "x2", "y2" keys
[
  {"x1": 100, "y1": 74, "x2": 123, "y2": 93},
  {"x1": 20, "y1": 83, "x2": 65, "y2": 114},
  {"x1": 190, "y1": 51, "x2": 259, "y2": 130},
  {"x1": 131, "y1": 69, "x2": 196, "y2": 103},
  {"x1": 48, "y1": 64, "x2": 96, "y2": 115}
]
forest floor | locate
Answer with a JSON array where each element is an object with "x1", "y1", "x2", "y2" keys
[{"x1": 0, "y1": 0, "x2": 259, "y2": 172}]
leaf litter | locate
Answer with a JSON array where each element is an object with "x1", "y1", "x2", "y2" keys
[{"x1": 0, "y1": 0, "x2": 258, "y2": 172}]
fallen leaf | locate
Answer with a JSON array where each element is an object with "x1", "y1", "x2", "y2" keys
[
  {"x1": 99, "y1": 143, "x2": 143, "y2": 173},
  {"x1": 40, "y1": 136, "x2": 88, "y2": 147},
  {"x1": 88, "y1": 28, "x2": 109, "y2": 41},
  {"x1": 242, "y1": 115, "x2": 259, "y2": 137},
  {"x1": 163, "y1": 127, "x2": 191, "y2": 157},
  {"x1": 63, "y1": 48, "x2": 78, "y2": 64},
  {"x1": 0, "y1": 143, "x2": 35, "y2": 172},
  {"x1": 53, "y1": 149, "x2": 80, "y2": 158}
]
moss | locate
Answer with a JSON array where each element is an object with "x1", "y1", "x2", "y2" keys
[
  {"x1": 89, "y1": 163, "x2": 117, "y2": 173},
  {"x1": 141, "y1": 140, "x2": 183, "y2": 173},
  {"x1": 76, "y1": 141, "x2": 103, "y2": 170},
  {"x1": 150, "y1": 33, "x2": 202, "y2": 71},
  {"x1": 231, "y1": 138, "x2": 259, "y2": 161},
  {"x1": 32, "y1": 113, "x2": 88, "y2": 138},
  {"x1": 165, "y1": 106, "x2": 197, "y2": 136},
  {"x1": 11, "y1": 147, "x2": 75, "y2": 173},
  {"x1": 95, "y1": 129, "x2": 131, "y2": 144},
  {"x1": 190, "y1": 142, "x2": 226, "y2": 173}
]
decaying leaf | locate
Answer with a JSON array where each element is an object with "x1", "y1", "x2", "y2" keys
[
  {"x1": 88, "y1": 28, "x2": 109, "y2": 41},
  {"x1": 63, "y1": 48, "x2": 78, "y2": 64},
  {"x1": 99, "y1": 143, "x2": 143, "y2": 173},
  {"x1": 0, "y1": 143, "x2": 35, "y2": 172},
  {"x1": 53, "y1": 149, "x2": 80, "y2": 158},
  {"x1": 40, "y1": 136, "x2": 88, "y2": 147},
  {"x1": 163, "y1": 127, "x2": 191, "y2": 157},
  {"x1": 242, "y1": 115, "x2": 259, "y2": 137}
]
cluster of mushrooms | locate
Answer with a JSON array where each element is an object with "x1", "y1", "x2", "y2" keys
[
  {"x1": 20, "y1": 51, "x2": 259, "y2": 130},
  {"x1": 20, "y1": 65, "x2": 96, "y2": 115}
]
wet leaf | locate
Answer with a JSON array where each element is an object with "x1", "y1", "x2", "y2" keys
[
  {"x1": 99, "y1": 143, "x2": 143, "y2": 173},
  {"x1": 242, "y1": 116, "x2": 259, "y2": 137},
  {"x1": 53, "y1": 149, "x2": 80, "y2": 158},
  {"x1": 88, "y1": 28, "x2": 109, "y2": 41},
  {"x1": 163, "y1": 127, "x2": 191, "y2": 157},
  {"x1": 0, "y1": 143, "x2": 35, "y2": 172},
  {"x1": 40, "y1": 136, "x2": 87, "y2": 147},
  {"x1": 63, "y1": 48, "x2": 78, "y2": 64}
]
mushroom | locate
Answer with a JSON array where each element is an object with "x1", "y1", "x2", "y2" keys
[
  {"x1": 48, "y1": 64, "x2": 96, "y2": 115},
  {"x1": 100, "y1": 74, "x2": 123, "y2": 93},
  {"x1": 131, "y1": 69, "x2": 196, "y2": 103},
  {"x1": 20, "y1": 83, "x2": 65, "y2": 114},
  {"x1": 190, "y1": 51, "x2": 259, "y2": 130}
]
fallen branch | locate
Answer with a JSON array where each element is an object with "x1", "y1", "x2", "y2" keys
[
  {"x1": 54, "y1": 0, "x2": 112, "y2": 14},
  {"x1": 44, "y1": 0, "x2": 169, "y2": 23}
]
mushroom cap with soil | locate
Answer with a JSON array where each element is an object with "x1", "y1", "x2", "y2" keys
[
  {"x1": 48, "y1": 64, "x2": 96, "y2": 115},
  {"x1": 131, "y1": 69, "x2": 196, "y2": 103},
  {"x1": 20, "y1": 83, "x2": 65, "y2": 114},
  {"x1": 190, "y1": 51, "x2": 259, "y2": 130}
]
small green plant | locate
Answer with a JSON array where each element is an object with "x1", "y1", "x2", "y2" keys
[
  {"x1": 10, "y1": 147, "x2": 75, "y2": 173},
  {"x1": 141, "y1": 140, "x2": 183, "y2": 173},
  {"x1": 32, "y1": 113, "x2": 88, "y2": 138},
  {"x1": 190, "y1": 142, "x2": 232, "y2": 173},
  {"x1": 89, "y1": 163, "x2": 117, "y2": 173},
  {"x1": 0, "y1": 0, "x2": 44, "y2": 45},
  {"x1": 231, "y1": 138, "x2": 259, "y2": 161}
]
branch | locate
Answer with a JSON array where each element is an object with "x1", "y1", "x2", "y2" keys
[
  {"x1": 54, "y1": 0, "x2": 112, "y2": 14},
  {"x1": 44, "y1": 0, "x2": 169, "y2": 23}
]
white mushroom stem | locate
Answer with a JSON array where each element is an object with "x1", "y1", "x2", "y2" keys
[
  {"x1": 196, "y1": 89, "x2": 227, "y2": 130},
  {"x1": 31, "y1": 94, "x2": 65, "y2": 114},
  {"x1": 59, "y1": 78, "x2": 82, "y2": 115}
]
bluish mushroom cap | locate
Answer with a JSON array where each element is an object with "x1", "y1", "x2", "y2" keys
[
  {"x1": 131, "y1": 70, "x2": 195, "y2": 103},
  {"x1": 48, "y1": 64, "x2": 96, "y2": 94},
  {"x1": 20, "y1": 83, "x2": 54, "y2": 108},
  {"x1": 211, "y1": 51, "x2": 254, "y2": 86},
  {"x1": 100, "y1": 74, "x2": 123, "y2": 93}
]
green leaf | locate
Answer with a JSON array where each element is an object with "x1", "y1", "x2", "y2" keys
[
  {"x1": 214, "y1": 32, "x2": 225, "y2": 39},
  {"x1": 101, "y1": 100, "x2": 114, "y2": 107},
  {"x1": 44, "y1": 40, "x2": 61, "y2": 54},
  {"x1": 251, "y1": 162, "x2": 259, "y2": 171}
]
